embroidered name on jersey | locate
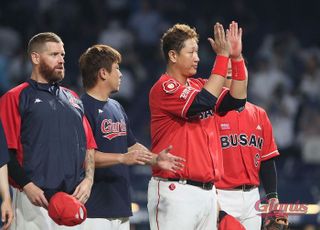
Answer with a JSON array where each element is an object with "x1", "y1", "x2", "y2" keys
[
  {"x1": 180, "y1": 86, "x2": 192, "y2": 100},
  {"x1": 101, "y1": 118, "x2": 127, "y2": 140},
  {"x1": 199, "y1": 109, "x2": 214, "y2": 119},
  {"x1": 220, "y1": 134, "x2": 263, "y2": 150}
]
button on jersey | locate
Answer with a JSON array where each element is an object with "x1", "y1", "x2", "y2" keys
[
  {"x1": 215, "y1": 102, "x2": 279, "y2": 189},
  {"x1": 150, "y1": 74, "x2": 224, "y2": 182}
]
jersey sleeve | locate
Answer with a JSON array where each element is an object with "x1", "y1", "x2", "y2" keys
[
  {"x1": 0, "y1": 120, "x2": 10, "y2": 167},
  {"x1": 260, "y1": 110, "x2": 280, "y2": 161},
  {"x1": 83, "y1": 116, "x2": 97, "y2": 149},
  {"x1": 152, "y1": 79, "x2": 200, "y2": 119},
  {"x1": 0, "y1": 91, "x2": 21, "y2": 150},
  {"x1": 215, "y1": 87, "x2": 230, "y2": 112}
]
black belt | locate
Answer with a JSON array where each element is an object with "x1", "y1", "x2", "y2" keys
[
  {"x1": 233, "y1": 184, "x2": 257, "y2": 192},
  {"x1": 166, "y1": 178, "x2": 214, "y2": 190}
]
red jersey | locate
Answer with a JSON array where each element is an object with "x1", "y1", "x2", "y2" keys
[
  {"x1": 149, "y1": 74, "x2": 226, "y2": 183},
  {"x1": 215, "y1": 102, "x2": 279, "y2": 189}
]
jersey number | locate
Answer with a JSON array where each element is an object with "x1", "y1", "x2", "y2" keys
[{"x1": 254, "y1": 153, "x2": 260, "y2": 168}]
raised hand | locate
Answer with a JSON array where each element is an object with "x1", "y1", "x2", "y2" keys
[
  {"x1": 23, "y1": 182, "x2": 49, "y2": 209},
  {"x1": 227, "y1": 21, "x2": 243, "y2": 59},
  {"x1": 208, "y1": 23, "x2": 230, "y2": 57},
  {"x1": 156, "y1": 145, "x2": 185, "y2": 173}
]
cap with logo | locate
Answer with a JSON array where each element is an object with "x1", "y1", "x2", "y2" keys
[{"x1": 48, "y1": 192, "x2": 87, "y2": 226}]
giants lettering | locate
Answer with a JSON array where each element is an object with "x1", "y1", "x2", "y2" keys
[
  {"x1": 220, "y1": 134, "x2": 263, "y2": 150},
  {"x1": 101, "y1": 119, "x2": 127, "y2": 140}
]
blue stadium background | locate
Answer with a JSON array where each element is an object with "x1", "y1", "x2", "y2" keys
[{"x1": 1, "y1": 0, "x2": 320, "y2": 229}]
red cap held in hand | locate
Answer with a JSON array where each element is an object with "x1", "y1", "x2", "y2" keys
[
  {"x1": 218, "y1": 211, "x2": 245, "y2": 230},
  {"x1": 48, "y1": 192, "x2": 87, "y2": 226}
]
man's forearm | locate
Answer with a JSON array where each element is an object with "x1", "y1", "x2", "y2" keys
[
  {"x1": 0, "y1": 164, "x2": 10, "y2": 199},
  {"x1": 230, "y1": 57, "x2": 248, "y2": 99},
  {"x1": 84, "y1": 149, "x2": 95, "y2": 182}
]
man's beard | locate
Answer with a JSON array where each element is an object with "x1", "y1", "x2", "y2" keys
[{"x1": 39, "y1": 60, "x2": 64, "y2": 83}]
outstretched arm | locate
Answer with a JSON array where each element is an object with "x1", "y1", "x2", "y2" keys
[
  {"x1": 94, "y1": 147, "x2": 153, "y2": 168},
  {"x1": 129, "y1": 143, "x2": 185, "y2": 173}
]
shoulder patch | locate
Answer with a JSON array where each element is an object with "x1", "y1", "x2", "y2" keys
[{"x1": 162, "y1": 79, "x2": 180, "y2": 94}]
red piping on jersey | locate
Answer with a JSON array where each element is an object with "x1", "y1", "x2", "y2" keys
[{"x1": 156, "y1": 180, "x2": 161, "y2": 230}]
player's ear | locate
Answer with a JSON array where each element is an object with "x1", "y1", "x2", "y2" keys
[
  {"x1": 168, "y1": 50, "x2": 177, "y2": 63},
  {"x1": 31, "y1": 52, "x2": 40, "y2": 65},
  {"x1": 98, "y1": 68, "x2": 108, "y2": 80}
]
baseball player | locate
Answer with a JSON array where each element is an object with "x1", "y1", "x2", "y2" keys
[
  {"x1": 79, "y1": 44, "x2": 184, "y2": 230},
  {"x1": 0, "y1": 120, "x2": 13, "y2": 230},
  {"x1": 0, "y1": 32, "x2": 97, "y2": 230},
  {"x1": 148, "y1": 22, "x2": 248, "y2": 230},
  {"x1": 215, "y1": 74, "x2": 280, "y2": 229}
]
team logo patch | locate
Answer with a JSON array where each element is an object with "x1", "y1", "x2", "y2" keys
[
  {"x1": 162, "y1": 79, "x2": 180, "y2": 94},
  {"x1": 34, "y1": 98, "x2": 42, "y2": 103},
  {"x1": 220, "y1": 123, "x2": 230, "y2": 130},
  {"x1": 69, "y1": 97, "x2": 82, "y2": 109}
]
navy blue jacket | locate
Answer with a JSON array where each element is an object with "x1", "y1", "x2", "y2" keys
[{"x1": 0, "y1": 79, "x2": 89, "y2": 195}]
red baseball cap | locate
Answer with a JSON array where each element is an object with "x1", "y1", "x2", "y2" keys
[
  {"x1": 48, "y1": 192, "x2": 87, "y2": 226},
  {"x1": 218, "y1": 211, "x2": 245, "y2": 230}
]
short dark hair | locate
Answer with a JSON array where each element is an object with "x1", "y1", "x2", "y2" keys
[
  {"x1": 161, "y1": 24, "x2": 199, "y2": 62},
  {"x1": 79, "y1": 44, "x2": 121, "y2": 89},
  {"x1": 27, "y1": 32, "x2": 63, "y2": 56}
]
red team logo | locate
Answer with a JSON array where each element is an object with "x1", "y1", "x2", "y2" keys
[
  {"x1": 162, "y1": 79, "x2": 180, "y2": 94},
  {"x1": 101, "y1": 119, "x2": 127, "y2": 140},
  {"x1": 255, "y1": 198, "x2": 309, "y2": 216}
]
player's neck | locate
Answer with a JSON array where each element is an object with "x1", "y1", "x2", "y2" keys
[
  {"x1": 31, "y1": 71, "x2": 50, "y2": 84},
  {"x1": 86, "y1": 86, "x2": 110, "y2": 102},
  {"x1": 166, "y1": 67, "x2": 188, "y2": 85}
]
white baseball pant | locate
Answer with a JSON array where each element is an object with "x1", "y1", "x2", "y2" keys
[
  {"x1": 148, "y1": 177, "x2": 218, "y2": 230},
  {"x1": 217, "y1": 187, "x2": 261, "y2": 230},
  {"x1": 10, "y1": 187, "x2": 85, "y2": 230}
]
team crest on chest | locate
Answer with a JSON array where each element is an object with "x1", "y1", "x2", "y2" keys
[
  {"x1": 100, "y1": 118, "x2": 127, "y2": 140},
  {"x1": 162, "y1": 79, "x2": 180, "y2": 94}
]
